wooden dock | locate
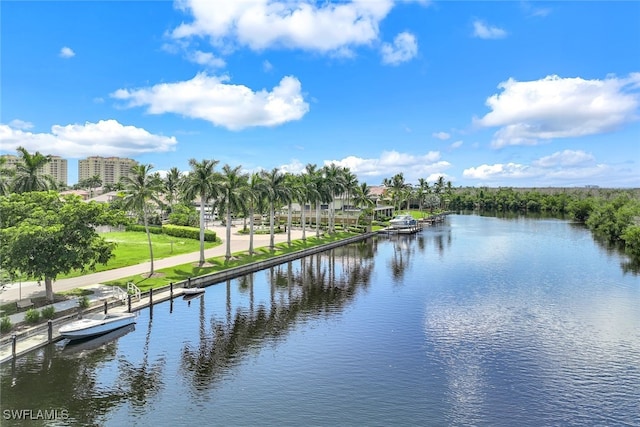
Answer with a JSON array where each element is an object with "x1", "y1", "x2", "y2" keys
[{"x1": 378, "y1": 213, "x2": 449, "y2": 235}]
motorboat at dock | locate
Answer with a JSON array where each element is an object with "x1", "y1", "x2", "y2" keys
[{"x1": 59, "y1": 312, "x2": 136, "y2": 340}]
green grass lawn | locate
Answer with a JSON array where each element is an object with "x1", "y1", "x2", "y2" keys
[
  {"x1": 56, "y1": 231, "x2": 220, "y2": 279},
  {"x1": 105, "y1": 232, "x2": 358, "y2": 291}
]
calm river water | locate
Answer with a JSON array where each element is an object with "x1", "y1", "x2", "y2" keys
[{"x1": 2, "y1": 214, "x2": 639, "y2": 426}]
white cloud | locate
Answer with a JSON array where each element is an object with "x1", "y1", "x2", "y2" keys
[
  {"x1": 0, "y1": 119, "x2": 177, "y2": 158},
  {"x1": 476, "y1": 74, "x2": 640, "y2": 148},
  {"x1": 263, "y1": 60, "x2": 274, "y2": 72},
  {"x1": 463, "y1": 162, "x2": 534, "y2": 180},
  {"x1": 472, "y1": 20, "x2": 507, "y2": 39},
  {"x1": 521, "y1": 1, "x2": 551, "y2": 18},
  {"x1": 8, "y1": 119, "x2": 34, "y2": 130},
  {"x1": 432, "y1": 131, "x2": 450, "y2": 140},
  {"x1": 462, "y1": 150, "x2": 616, "y2": 185},
  {"x1": 532, "y1": 149, "x2": 595, "y2": 168},
  {"x1": 59, "y1": 46, "x2": 75, "y2": 58},
  {"x1": 111, "y1": 73, "x2": 309, "y2": 130},
  {"x1": 171, "y1": 0, "x2": 395, "y2": 55},
  {"x1": 324, "y1": 150, "x2": 450, "y2": 183},
  {"x1": 187, "y1": 50, "x2": 226, "y2": 68},
  {"x1": 381, "y1": 31, "x2": 418, "y2": 65},
  {"x1": 450, "y1": 140, "x2": 463, "y2": 149}
]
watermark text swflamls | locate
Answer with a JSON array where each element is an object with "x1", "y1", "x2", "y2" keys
[{"x1": 3, "y1": 409, "x2": 69, "y2": 421}]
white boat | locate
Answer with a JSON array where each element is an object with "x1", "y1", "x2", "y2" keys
[
  {"x1": 59, "y1": 312, "x2": 136, "y2": 340},
  {"x1": 62, "y1": 323, "x2": 135, "y2": 354},
  {"x1": 389, "y1": 214, "x2": 418, "y2": 229}
]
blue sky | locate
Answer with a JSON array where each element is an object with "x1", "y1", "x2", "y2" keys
[{"x1": 2, "y1": 1, "x2": 639, "y2": 187}]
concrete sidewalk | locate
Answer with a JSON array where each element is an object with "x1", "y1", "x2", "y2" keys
[{"x1": 0, "y1": 223, "x2": 307, "y2": 305}]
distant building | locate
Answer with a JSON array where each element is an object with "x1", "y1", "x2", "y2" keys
[
  {"x1": 78, "y1": 156, "x2": 137, "y2": 185},
  {"x1": 1, "y1": 153, "x2": 68, "y2": 186}
]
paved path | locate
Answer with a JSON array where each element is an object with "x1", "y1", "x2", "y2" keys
[{"x1": 0, "y1": 223, "x2": 307, "y2": 305}]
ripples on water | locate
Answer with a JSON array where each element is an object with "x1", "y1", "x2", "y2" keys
[{"x1": 1, "y1": 215, "x2": 639, "y2": 426}]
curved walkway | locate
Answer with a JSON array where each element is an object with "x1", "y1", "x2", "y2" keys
[{"x1": 0, "y1": 224, "x2": 307, "y2": 305}]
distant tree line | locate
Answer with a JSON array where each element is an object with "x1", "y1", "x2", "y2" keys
[{"x1": 448, "y1": 187, "x2": 640, "y2": 260}]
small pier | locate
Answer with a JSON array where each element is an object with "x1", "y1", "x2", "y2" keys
[{"x1": 378, "y1": 213, "x2": 449, "y2": 235}]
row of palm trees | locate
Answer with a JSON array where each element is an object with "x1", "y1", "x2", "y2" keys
[
  {"x1": 1, "y1": 147, "x2": 453, "y2": 276},
  {"x1": 120, "y1": 159, "x2": 380, "y2": 275},
  {"x1": 382, "y1": 173, "x2": 453, "y2": 212}
]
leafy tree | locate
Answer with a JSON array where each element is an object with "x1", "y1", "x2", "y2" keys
[
  {"x1": 121, "y1": 164, "x2": 163, "y2": 276},
  {"x1": 0, "y1": 191, "x2": 126, "y2": 301},
  {"x1": 182, "y1": 159, "x2": 221, "y2": 266},
  {"x1": 168, "y1": 203, "x2": 198, "y2": 227},
  {"x1": 12, "y1": 146, "x2": 55, "y2": 193}
]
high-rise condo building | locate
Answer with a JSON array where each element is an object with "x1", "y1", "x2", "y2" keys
[
  {"x1": 78, "y1": 156, "x2": 137, "y2": 185},
  {"x1": 0, "y1": 154, "x2": 68, "y2": 186}
]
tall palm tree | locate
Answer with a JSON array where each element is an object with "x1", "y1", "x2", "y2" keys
[
  {"x1": 218, "y1": 164, "x2": 249, "y2": 260},
  {"x1": 299, "y1": 167, "x2": 319, "y2": 241},
  {"x1": 182, "y1": 158, "x2": 221, "y2": 266},
  {"x1": 12, "y1": 146, "x2": 54, "y2": 193},
  {"x1": 284, "y1": 173, "x2": 302, "y2": 246},
  {"x1": 388, "y1": 172, "x2": 409, "y2": 213},
  {"x1": 83, "y1": 175, "x2": 102, "y2": 198},
  {"x1": 163, "y1": 167, "x2": 183, "y2": 212},
  {"x1": 122, "y1": 164, "x2": 163, "y2": 276},
  {"x1": 246, "y1": 172, "x2": 266, "y2": 255},
  {"x1": 261, "y1": 168, "x2": 289, "y2": 250},
  {"x1": 322, "y1": 164, "x2": 346, "y2": 234},
  {"x1": 416, "y1": 178, "x2": 430, "y2": 214},
  {"x1": 341, "y1": 168, "x2": 359, "y2": 229},
  {"x1": 352, "y1": 182, "x2": 375, "y2": 228}
]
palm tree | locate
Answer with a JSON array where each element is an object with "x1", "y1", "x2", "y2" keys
[
  {"x1": 163, "y1": 167, "x2": 183, "y2": 212},
  {"x1": 12, "y1": 146, "x2": 54, "y2": 193},
  {"x1": 122, "y1": 164, "x2": 163, "y2": 276},
  {"x1": 284, "y1": 173, "x2": 302, "y2": 246},
  {"x1": 299, "y1": 167, "x2": 319, "y2": 241},
  {"x1": 218, "y1": 164, "x2": 248, "y2": 260},
  {"x1": 0, "y1": 157, "x2": 14, "y2": 196},
  {"x1": 261, "y1": 168, "x2": 289, "y2": 250},
  {"x1": 322, "y1": 164, "x2": 346, "y2": 234},
  {"x1": 352, "y1": 182, "x2": 375, "y2": 228},
  {"x1": 388, "y1": 172, "x2": 409, "y2": 213},
  {"x1": 182, "y1": 159, "x2": 221, "y2": 266},
  {"x1": 246, "y1": 172, "x2": 266, "y2": 255},
  {"x1": 83, "y1": 174, "x2": 102, "y2": 198},
  {"x1": 416, "y1": 178, "x2": 430, "y2": 214},
  {"x1": 341, "y1": 168, "x2": 359, "y2": 230}
]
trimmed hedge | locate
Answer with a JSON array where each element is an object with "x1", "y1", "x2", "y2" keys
[
  {"x1": 162, "y1": 224, "x2": 217, "y2": 242},
  {"x1": 125, "y1": 224, "x2": 163, "y2": 234}
]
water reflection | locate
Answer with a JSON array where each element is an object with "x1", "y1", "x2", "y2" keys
[{"x1": 180, "y1": 240, "x2": 376, "y2": 391}]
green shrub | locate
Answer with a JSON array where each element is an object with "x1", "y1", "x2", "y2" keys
[
  {"x1": 0, "y1": 316, "x2": 12, "y2": 333},
  {"x1": 41, "y1": 306, "x2": 56, "y2": 319},
  {"x1": 78, "y1": 295, "x2": 90, "y2": 309},
  {"x1": 163, "y1": 224, "x2": 217, "y2": 241},
  {"x1": 25, "y1": 308, "x2": 41, "y2": 323},
  {"x1": 125, "y1": 224, "x2": 163, "y2": 234}
]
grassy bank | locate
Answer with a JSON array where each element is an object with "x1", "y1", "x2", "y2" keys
[
  {"x1": 105, "y1": 231, "x2": 358, "y2": 292},
  {"x1": 55, "y1": 231, "x2": 221, "y2": 279}
]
